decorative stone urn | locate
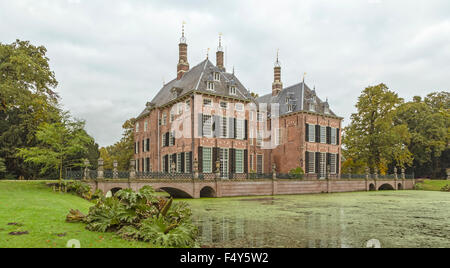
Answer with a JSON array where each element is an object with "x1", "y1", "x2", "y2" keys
[
  {"x1": 113, "y1": 160, "x2": 118, "y2": 179},
  {"x1": 83, "y1": 159, "x2": 90, "y2": 180},
  {"x1": 97, "y1": 158, "x2": 104, "y2": 179},
  {"x1": 394, "y1": 167, "x2": 398, "y2": 180}
]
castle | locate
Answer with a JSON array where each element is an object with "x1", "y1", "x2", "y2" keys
[{"x1": 134, "y1": 26, "x2": 343, "y2": 179}]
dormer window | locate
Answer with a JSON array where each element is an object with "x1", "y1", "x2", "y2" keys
[
  {"x1": 214, "y1": 72, "x2": 220, "y2": 81},
  {"x1": 287, "y1": 104, "x2": 293, "y2": 112},
  {"x1": 309, "y1": 102, "x2": 316, "y2": 112},
  {"x1": 207, "y1": 81, "x2": 215, "y2": 91},
  {"x1": 230, "y1": 86, "x2": 237, "y2": 95},
  {"x1": 324, "y1": 106, "x2": 330, "y2": 114}
]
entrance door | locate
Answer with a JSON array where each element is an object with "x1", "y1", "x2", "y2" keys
[
  {"x1": 319, "y1": 153, "x2": 326, "y2": 179},
  {"x1": 220, "y1": 148, "x2": 229, "y2": 178}
]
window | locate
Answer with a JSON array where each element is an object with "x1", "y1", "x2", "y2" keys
[
  {"x1": 309, "y1": 103, "x2": 315, "y2": 112},
  {"x1": 144, "y1": 139, "x2": 147, "y2": 152},
  {"x1": 220, "y1": 102, "x2": 228, "y2": 109},
  {"x1": 257, "y1": 154, "x2": 263, "y2": 174},
  {"x1": 144, "y1": 121, "x2": 148, "y2": 132},
  {"x1": 320, "y1": 126, "x2": 326, "y2": 143},
  {"x1": 178, "y1": 103, "x2": 183, "y2": 115},
  {"x1": 203, "y1": 98, "x2": 212, "y2": 107},
  {"x1": 221, "y1": 117, "x2": 228, "y2": 138},
  {"x1": 202, "y1": 114, "x2": 213, "y2": 137},
  {"x1": 235, "y1": 103, "x2": 244, "y2": 111},
  {"x1": 331, "y1": 128, "x2": 337, "y2": 145},
  {"x1": 185, "y1": 100, "x2": 190, "y2": 111},
  {"x1": 275, "y1": 128, "x2": 281, "y2": 145},
  {"x1": 324, "y1": 106, "x2": 330, "y2": 114},
  {"x1": 220, "y1": 148, "x2": 229, "y2": 178},
  {"x1": 235, "y1": 149, "x2": 244, "y2": 173},
  {"x1": 285, "y1": 97, "x2": 289, "y2": 104},
  {"x1": 170, "y1": 109, "x2": 174, "y2": 122},
  {"x1": 203, "y1": 148, "x2": 212, "y2": 173},
  {"x1": 162, "y1": 113, "x2": 167, "y2": 126},
  {"x1": 136, "y1": 122, "x2": 140, "y2": 132},
  {"x1": 207, "y1": 81, "x2": 215, "y2": 91},
  {"x1": 257, "y1": 131, "x2": 262, "y2": 146},
  {"x1": 308, "y1": 124, "x2": 315, "y2": 143},
  {"x1": 287, "y1": 104, "x2": 293, "y2": 112},
  {"x1": 319, "y1": 153, "x2": 326, "y2": 178},
  {"x1": 236, "y1": 119, "x2": 245, "y2": 140},
  {"x1": 185, "y1": 152, "x2": 191, "y2": 173},
  {"x1": 307, "y1": 152, "x2": 315, "y2": 173},
  {"x1": 230, "y1": 86, "x2": 236, "y2": 95},
  {"x1": 214, "y1": 72, "x2": 220, "y2": 81},
  {"x1": 169, "y1": 131, "x2": 175, "y2": 146},
  {"x1": 135, "y1": 142, "x2": 139, "y2": 154},
  {"x1": 330, "y1": 154, "x2": 337, "y2": 174},
  {"x1": 257, "y1": 112, "x2": 264, "y2": 122},
  {"x1": 162, "y1": 134, "x2": 166, "y2": 147},
  {"x1": 177, "y1": 153, "x2": 182, "y2": 173}
]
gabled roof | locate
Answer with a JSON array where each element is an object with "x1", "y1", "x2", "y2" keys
[
  {"x1": 256, "y1": 82, "x2": 340, "y2": 118},
  {"x1": 137, "y1": 59, "x2": 251, "y2": 119}
]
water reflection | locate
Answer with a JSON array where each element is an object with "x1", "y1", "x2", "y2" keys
[{"x1": 194, "y1": 207, "x2": 353, "y2": 248}]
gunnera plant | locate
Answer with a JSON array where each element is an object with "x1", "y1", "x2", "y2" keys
[{"x1": 66, "y1": 186, "x2": 198, "y2": 248}]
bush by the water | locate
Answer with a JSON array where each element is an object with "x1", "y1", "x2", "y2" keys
[
  {"x1": 66, "y1": 186, "x2": 198, "y2": 248},
  {"x1": 441, "y1": 185, "x2": 450, "y2": 192},
  {"x1": 288, "y1": 167, "x2": 305, "y2": 178}
]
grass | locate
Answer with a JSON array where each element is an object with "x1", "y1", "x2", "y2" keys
[
  {"x1": 415, "y1": 179, "x2": 450, "y2": 191},
  {"x1": 0, "y1": 180, "x2": 150, "y2": 248}
]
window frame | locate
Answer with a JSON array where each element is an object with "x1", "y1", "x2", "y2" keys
[{"x1": 202, "y1": 147, "x2": 213, "y2": 173}]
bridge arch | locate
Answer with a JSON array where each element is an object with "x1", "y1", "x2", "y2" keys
[
  {"x1": 200, "y1": 186, "x2": 216, "y2": 198},
  {"x1": 369, "y1": 183, "x2": 376, "y2": 191},
  {"x1": 159, "y1": 187, "x2": 193, "y2": 199},
  {"x1": 106, "y1": 187, "x2": 123, "y2": 197},
  {"x1": 378, "y1": 183, "x2": 395, "y2": 191},
  {"x1": 397, "y1": 183, "x2": 403, "y2": 190}
]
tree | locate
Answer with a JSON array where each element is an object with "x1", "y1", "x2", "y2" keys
[
  {"x1": 0, "y1": 40, "x2": 60, "y2": 179},
  {"x1": 0, "y1": 158, "x2": 6, "y2": 174},
  {"x1": 343, "y1": 84, "x2": 413, "y2": 172},
  {"x1": 99, "y1": 118, "x2": 135, "y2": 171},
  {"x1": 17, "y1": 116, "x2": 94, "y2": 188},
  {"x1": 395, "y1": 92, "x2": 449, "y2": 178}
]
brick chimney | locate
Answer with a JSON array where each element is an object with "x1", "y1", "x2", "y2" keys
[
  {"x1": 272, "y1": 50, "x2": 282, "y2": 96},
  {"x1": 216, "y1": 34, "x2": 225, "y2": 71},
  {"x1": 177, "y1": 24, "x2": 189, "y2": 80}
]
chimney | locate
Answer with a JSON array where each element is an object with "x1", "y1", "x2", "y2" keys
[
  {"x1": 177, "y1": 23, "x2": 189, "y2": 80},
  {"x1": 272, "y1": 50, "x2": 282, "y2": 96},
  {"x1": 216, "y1": 33, "x2": 225, "y2": 71}
]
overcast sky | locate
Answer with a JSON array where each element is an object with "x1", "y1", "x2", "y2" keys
[{"x1": 1, "y1": 0, "x2": 449, "y2": 146}]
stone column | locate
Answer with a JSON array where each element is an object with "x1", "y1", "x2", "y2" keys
[
  {"x1": 374, "y1": 168, "x2": 379, "y2": 180},
  {"x1": 272, "y1": 163, "x2": 277, "y2": 180},
  {"x1": 326, "y1": 164, "x2": 331, "y2": 180},
  {"x1": 83, "y1": 159, "x2": 90, "y2": 180},
  {"x1": 193, "y1": 159, "x2": 199, "y2": 180},
  {"x1": 129, "y1": 159, "x2": 136, "y2": 179},
  {"x1": 401, "y1": 168, "x2": 406, "y2": 180},
  {"x1": 394, "y1": 167, "x2": 398, "y2": 180},
  {"x1": 365, "y1": 167, "x2": 370, "y2": 191},
  {"x1": 113, "y1": 160, "x2": 118, "y2": 179},
  {"x1": 97, "y1": 158, "x2": 104, "y2": 179}
]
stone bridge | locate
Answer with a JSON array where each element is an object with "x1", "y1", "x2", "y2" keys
[{"x1": 87, "y1": 178, "x2": 415, "y2": 199}]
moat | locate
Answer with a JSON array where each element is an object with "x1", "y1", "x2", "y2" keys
[{"x1": 184, "y1": 191, "x2": 450, "y2": 248}]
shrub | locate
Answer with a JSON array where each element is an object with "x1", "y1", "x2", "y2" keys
[
  {"x1": 67, "y1": 186, "x2": 198, "y2": 248},
  {"x1": 441, "y1": 185, "x2": 450, "y2": 192},
  {"x1": 288, "y1": 167, "x2": 305, "y2": 178}
]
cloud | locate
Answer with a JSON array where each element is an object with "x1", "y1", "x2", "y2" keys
[{"x1": 1, "y1": 0, "x2": 448, "y2": 145}]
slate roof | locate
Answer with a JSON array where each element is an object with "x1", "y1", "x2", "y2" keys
[
  {"x1": 137, "y1": 59, "x2": 252, "y2": 119},
  {"x1": 256, "y1": 82, "x2": 340, "y2": 118}
]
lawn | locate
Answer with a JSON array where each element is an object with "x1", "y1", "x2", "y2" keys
[
  {"x1": 415, "y1": 179, "x2": 450, "y2": 191},
  {"x1": 0, "y1": 181, "x2": 150, "y2": 248}
]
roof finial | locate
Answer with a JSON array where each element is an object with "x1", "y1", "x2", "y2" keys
[
  {"x1": 180, "y1": 21, "x2": 187, "y2": 43},
  {"x1": 302, "y1": 72, "x2": 306, "y2": 83},
  {"x1": 275, "y1": 49, "x2": 280, "y2": 67},
  {"x1": 232, "y1": 66, "x2": 235, "y2": 75},
  {"x1": 207, "y1": 48, "x2": 210, "y2": 59}
]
